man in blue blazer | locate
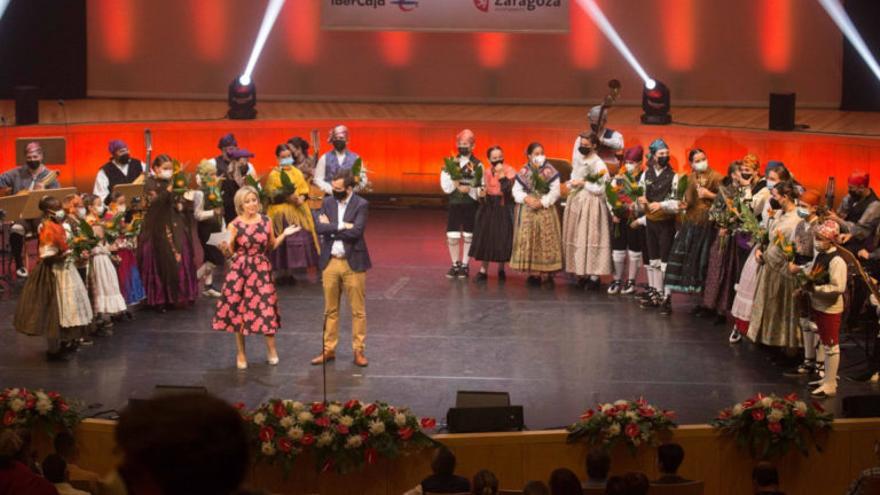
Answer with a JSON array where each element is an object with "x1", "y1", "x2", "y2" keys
[{"x1": 311, "y1": 170, "x2": 372, "y2": 367}]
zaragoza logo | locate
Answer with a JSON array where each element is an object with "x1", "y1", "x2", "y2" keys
[{"x1": 473, "y1": 0, "x2": 489, "y2": 12}]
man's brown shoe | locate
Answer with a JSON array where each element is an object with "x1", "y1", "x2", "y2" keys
[
  {"x1": 311, "y1": 351, "x2": 335, "y2": 365},
  {"x1": 353, "y1": 351, "x2": 368, "y2": 367}
]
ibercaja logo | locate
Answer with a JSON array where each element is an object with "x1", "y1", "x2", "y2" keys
[{"x1": 473, "y1": 0, "x2": 489, "y2": 12}]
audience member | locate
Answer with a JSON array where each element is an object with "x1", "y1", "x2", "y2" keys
[
  {"x1": 472, "y1": 469, "x2": 499, "y2": 495},
  {"x1": 753, "y1": 462, "x2": 784, "y2": 495},
  {"x1": 623, "y1": 472, "x2": 649, "y2": 495},
  {"x1": 845, "y1": 440, "x2": 880, "y2": 495},
  {"x1": 53, "y1": 432, "x2": 99, "y2": 493},
  {"x1": 42, "y1": 454, "x2": 89, "y2": 495},
  {"x1": 0, "y1": 429, "x2": 58, "y2": 495},
  {"x1": 653, "y1": 443, "x2": 690, "y2": 484},
  {"x1": 416, "y1": 446, "x2": 470, "y2": 494},
  {"x1": 604, "y1": 475, "x2": 626, "y2": 495},
  {"x1": 549, "y1": 468, "x2": 582, "y2": 495},
  {"x1": 522, "y1": 480, "x2": 550, "y2": 495},
  {"x1": 100, "y1": 393, "x2": 249, "y2": 495},
  {"x1": 583, "y1": 446, "x2": 611, "y2": 490}
]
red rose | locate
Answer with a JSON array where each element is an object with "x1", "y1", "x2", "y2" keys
[
  {"x1": 315, "y1": 417, "x2": 331, "y2": 428},
  {"x1": 743, "y1": 399, "x2": 757, "y2": 408},
  {"x1": 771, "y1": 401, "x2": 785, "y2": 410},
  {"x1": 364, "y1": 447, "x2": 378, "y2": 465},
  {"x1": 751, "y1": 409, "x2": 766, "y2": 422},
  {"x1": 301, "y1": 433, "x2": 315, "y2": 446},
  {"x1": 345, "y1": 399, "x2": 360, "y2": 410},
  {"x1": 663, "y1": 410, "x2": 676, "y2": 420},
  {"x1": 625, "y1": 423, "x2": 640, "y2": 439},
  {"x1": 768, "y1": 421, "x2": 782, "y2": 434},
  {"x1": 605, "y1": 408, "x2": 618, "y2": 417},
  {"x1": 420, "y1": 417, "x2": 437, "y2": 430},
  {"x1": 2, "y1": 410, "x2": 15, "y2": 426},
  {"x1": 311, "y1": 402, "x2": 326, "y2": 414},
  {"x1": 638, "y1": 407, "x2": 655, "y2": 418},
  {"x1": 793, "y1": 408, "x2": 805, "y2": 418},
  {"x1": 273, "y1": 401, "x2": 287, "y2": 418},
  {"x1": 278, "y1": 437, "x2": 294, "y2": 453},
  {"x1": 336, "y1": 424, "x2": 350, "y2": 435},
  {"x1": 47, "y1": 391, "x2": 60, "y2": 399},
  {"x1": 636, "y1": 397, "x2": 648, "y2": 407},
  {"x1": 785, "y1": 393, "x2": 799, "y2": 402},
  {"x1": 360, "y1": 432, "x2": 370, "y2": 441},
  {"x1": 615, "y1": 403, "x2": 628, "y2": 412},
  {"x1": 364, "y1": 404, "x2": 377, "y2": 416},
  {"x1": 259, "y1": 426, "x2": 275, "y2": 442},
  {"x1": 398, "y1": 427, "x2": 414, "y2": 441},
  {"x1": 580, "y1": 409, "x2": 595, "y2": 421},
  {"x1": 59, "y1": 403, "x2": 69, "y2": 413},
  {"x1": 25, "y1": 399, "x2": 35, "y2": 409}
]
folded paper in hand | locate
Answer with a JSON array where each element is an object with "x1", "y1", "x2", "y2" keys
[{"x1": 207, "y1": 230, "x2": 231, "y2": 247}]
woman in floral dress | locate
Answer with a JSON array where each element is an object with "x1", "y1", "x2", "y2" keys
[{"x1": 212, "y1": 186, "x2": 301, "y2": 370}]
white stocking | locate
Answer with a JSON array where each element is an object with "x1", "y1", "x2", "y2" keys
[
  {"x1": 627, "y1": 250, "x2": 642, "y2": 282},
  {"x1": 659, "y1": 261, "x2": 668, "y2": 296},
  {"x1": 462, "y1": 233, "x2": 473, "y2": 267},
  {"x1": 612, "y1": 250, "x2": 626, "y2": 282},
  {"x1": 822, "y1": 344, "x2": 840, "y2": 393},
  {"x1": 446, "y1": 232, "x2": 461, "y2": 264}
]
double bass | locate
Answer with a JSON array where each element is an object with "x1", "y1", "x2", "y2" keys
[
  {"x1": 307, "y1": 129, "x2": 325, "y2": 210},
  {"x1": 590, "y1": 79, "x2": 623, "y2": 172}
]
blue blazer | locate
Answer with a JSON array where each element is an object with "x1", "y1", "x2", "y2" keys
[{"x1": 315, "y1": 194, "x2": 371, "y2": 273}]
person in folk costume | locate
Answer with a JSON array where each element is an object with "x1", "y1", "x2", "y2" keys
[
  {"x1": 137, "y1": 155, "x2": 199, "y2": 312},
  {"x1": 636, "y1": 139, "x2": 680, "y2": 311},
  {"x1": 81, "y1": 193, "x2": 127, "y2": 333},
  {"x1": 586, "y1": 105, "x2": 625, "y2": 173},
  {"x1": 702, "y1": 162, "x2": 765, "y2": 326},
  {"x1": 788, "y1": 220, "x2": 848, "y2": 398},
  {"x1": 783, "y1": 189, "x2": 827, "y2": 378},
  {"x1": 747, "y1": 180, "x2": 804, "y2": 348},
  {"x1": 93, "y1": 139, "x2": 144, "y2": 205},
  {"x1": 828, "y1": 171, "x2": 880, "y2": 331},
  {"x1": 440, "y1": 129, "x2": 483, "y2": 279},
  {"x1": 13, "y1": 196, "x2": 92, "y2": 361},
  {"x1": 313, "y1": 124, "x2": 369, "y2": 196},
  {"x1": 208, "y1": 133, "x2": 257, "y2": 225},
  {"x1": 286, "y1": 136, "x2": 321, "y2": 211},
  {"x1": 265, "y1": 143, "x2": 320, "y2": 284},
  {"x1": 606, "y1": 146, "x2": 647, "y2": 295},
  {"x1": 192, "y1": 160, "x2": 226, "y2": 298},
  {"x1": 510, "y1": 142, "x2": 563, "y2": 287},
  {"x1": 728, "y1": 165, "x2": 795, "y2": 343},
  {"x1": 107, "y1": 190, "x2": 145, "y2": 308},
  {"x1": 469, "y1": 145, "x2": 517, "y2": 281},
  {"x1": 562, "y1": 132, "x2": 612, "y2": 290},
  {"x1": 663, "y1": 149, "x2": 722, "y2": 315}
]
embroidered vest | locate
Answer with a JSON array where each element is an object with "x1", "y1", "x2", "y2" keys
[
  {"x1": 323, "y1": 150, "x2": 360, "y2": 182},
  {"x1": 101, "y1": 160, "x2": 143, "y2": 204}
]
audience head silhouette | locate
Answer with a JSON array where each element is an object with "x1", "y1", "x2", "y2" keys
[{"x1": 472, "y1": 469, "x2": 499, "y2": 495}]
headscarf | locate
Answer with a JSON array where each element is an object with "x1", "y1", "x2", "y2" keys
[
  {"x1": 217, "y1": 133, "x2": 237, "y2": 149},
  {"x1": 623, "y1": 145, "x2": 643, "y2": 163},
  {"x1": 741, "y1": 153, "x2": 760, "y2": 173},
  {"x1": 25, "y1": 141, "x2": 42, "y2": 154},
  {"x1": 108, "y1": 139, "x2": 127, "y2": 155},
  {"x1": 765, "y1": 160, "x2": 785, "y2": 175},
  {"x1": 328, "y1": 125, "x2": 349, "y2": 142},
  {"x1": 799, "y1": 189, "x2": 821, "y2": 206},
  {"x1": 815, "y1": 219, "x2": 840, "y2": 241},
  {"x1": 647, "y1": 138, "x2": 668, "y2": 160},
  {"x1": 456, "y1": 129, "x2": 475, "y2": 146},
  {"x1": 848, "y1": 170, "x2": 870, "y2": 187}
]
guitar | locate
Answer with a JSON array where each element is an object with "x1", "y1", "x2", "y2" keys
[{"x1": 307, "y1": 129, "x2": 325, "y2": 210}]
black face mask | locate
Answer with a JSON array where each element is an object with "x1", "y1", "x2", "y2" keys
[
  {"x1": 332, "y1": 189, "x2": 348, "y2": 201},
  {"x1": 117, "y1": 154, "x2": 131, "y2": 165},
  {"x1": 578, "y1": 146, "x2": 592, "y2": 156},
  {"x1": 769, "y1": 198, "x2": 782, "y2": 210},
  {"x1": 490, "y1": 160, "x2": 503, "y2": 166},
  {"x1": 457, "y1": 147, "x2": 471, "y2": 157},
  {"x1": 741, "y1": 172, "x2": 752, "y2": 180},
  {"x1": 657, "y1": 156, "x2": 670, "y2": 167},
  {"x1": 849, "y1": 188, "x2": 865, "y2": 199},
  {"x1": 332, "y1": 140, "x2": 346, "y2": 152},
  {"x1": 25, "y1": 160, "x2": 40, "y2": 170}
]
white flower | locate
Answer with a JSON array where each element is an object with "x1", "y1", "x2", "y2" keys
[
  {"x1": 35, "y1": 399, "x2": 53, "y2": 415},
  {"x1": 600, "y1": 404, "x2": 614, "y2": 413},
  {"x1": 328, "y1": 404, "x2": 343, "y2": 416},
  {"x1": 261, "y1": 442, "x2": 276, "y2": 456},
  {"x1": 394, "y1": 413, "x2": 408, "y2": 427},
  {"x1": 795, "y1": 401, "x2": 807, "y2": 415},
  {"x1": 279, "y1": 416, "x2": 295, "y2": 428},
  {"x1": 317, "y1": 431, "x2": 334, "y2": 447},
  {"x1": 761, "y1": 397, "x2": 773, "y2": 408},
  {"x1": 369, "y1": 420, "x2": 386, "y2": 435},
  {"x1": 8, "y1": 389, "x2": 20, "y2": 397},
  {"x1": 769, "y1": 409, "x2": 785, "y2": 422},
  {"x1": 297, "y1": 411, "x2": 314, "y2": 423},
  {"x1": 9, "y1": 399, "x2": 25, "y2": 412},
  {"x1": 339, "y1": 415, "x2": 354, "y2": 427},
  {"x1": 614, "y1": 400, "x2": 629, "y2": 407},
  {"x1": 625, "y1": 411, "x2": 638, "y2": 421},
  {"x1": 291, "y1": 401, "x2": 305, "y2": 412},
  {"x1": 252, "y1": 413, "x2": 266, "y2": 425},
  {"x1": 35, "y1": 391, "x2": 49, "y2": 402},
  {"x1": 732, "y1": 404, "x2": 744, "y2": 416},
  {"x1": 607, "y1": 423, "x2": 621, "y2": 437},
  {"x1": 345, "y1": 435, "x2": 363, "y2": 449},
  {"x1": 287, "y1": 427, "x2": 304, "y2": 441}
]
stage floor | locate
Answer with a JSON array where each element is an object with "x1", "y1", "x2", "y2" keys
[{"x1": 1, "y1": 208, "x2": 878, "y2": 428}]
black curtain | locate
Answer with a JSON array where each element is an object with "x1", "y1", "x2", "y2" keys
[
  {"x1": 841, "y1": 0, "x2": 880, "y2": 111},
  {"x1": 0, "y1": 0, "x2": 86, "y2": 99}
]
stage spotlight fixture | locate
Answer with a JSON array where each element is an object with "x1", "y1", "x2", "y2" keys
[
  {"x1": 641, "y1": 80, "x2": 672, "y2": 125},
  {"x1": 817, "y1": 0, "x2": 880, "y2": 84},
  {"x1": 228, "y1": 77, "x2": 257, "y2": 120}
]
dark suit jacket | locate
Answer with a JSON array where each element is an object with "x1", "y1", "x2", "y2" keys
[{"x1": 315, "y1": 193, "x2": 371, "y2": 272}]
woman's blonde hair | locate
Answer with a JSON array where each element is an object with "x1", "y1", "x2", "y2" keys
[{"x1": 234, "y1": 186, "x2": 261, "y2": 216}]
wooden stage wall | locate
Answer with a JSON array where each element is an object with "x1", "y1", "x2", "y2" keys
[
  {"x1": 35, "y1": 418, "x2": 880, "y2": 495},
  {"x1": 3, "y1": 118, "x2": 880, "y2": 200}
]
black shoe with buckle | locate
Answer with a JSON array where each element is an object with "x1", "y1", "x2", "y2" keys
[
  {"x1": 446, "y1": 264, "x2": 459, "y2": 279},
  {"x1": 458, "y1": 264, "x2": 469, "y2": 279},
  {"x1": 621, "y1": 279, "x2": 636, "y2": 295}
]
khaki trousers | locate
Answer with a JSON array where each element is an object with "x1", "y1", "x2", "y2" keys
[{"x1": 322, "y1": 258, "x2": 366, "y2": 352}]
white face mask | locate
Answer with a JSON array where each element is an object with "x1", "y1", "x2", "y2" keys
[
  {"x1": 54, "y1": 209, "x2": 66, "y2": 221},
  {"x1": 279, "y1": 157, "x2": 294, "y2": 166},
  {"x1": 76, "y1": 207, "x2": 87, "y2": 219},
  {"x1": 693, "y1": 159, "x2": 708, "y2": 172},
  {"x1": 158, "y1": 170, "x2": 173, "y2": 180},
  {"x1": 95, "y1": 204, "x2": 106, "y2": 215},
  {"x1": 532, "y1": 155, "x2": 546, "y2": 166},
  {"x1": 625, "y1": 162, "x2": 639, "y2": 174},
  {"x1": 116, "y1": 205, "x2": 126, "y2": 214}
]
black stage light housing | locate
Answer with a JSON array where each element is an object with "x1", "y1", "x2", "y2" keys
[
  {"x1": 641, "y1": 79, "x2": 672, "y2": 125},
  {"x1": 228, "y1": 76, "x2": 257, "y2": 120}
]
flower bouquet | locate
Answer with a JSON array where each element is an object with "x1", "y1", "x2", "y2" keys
[
  {"x1": 443, "y1": 156, "x2": 462, "y2": 181},
  {"x1": 0, "y1": 388, "x2": 80, "y2": 435},
  {"x1": 244, "y1": 174, "x2": 269, "y2": 205},
  {"x1": 70, "y1": 219, "x2": 98, "y2": 262},
  {"x1": 170, "y1": 160, "x2": 190, "y2": 197},
  {"x1": 709, "y1": 196, "x2": 741, "y2": 252},
  {"x1": 605, "y1": 181, "x2": 634, "y2": 238},
  {"x1": 621, "y1": 171, "x2": 644, "y2": 202},
  {"x1": 241, "y1": 399, "x2": 437, "y2": 475},
  {"x1": 711, "y1": 393, "x2": 833, "y2": 460},
  {"x1": 735, "y1": 200, "x2": 768, "y2": 247},
  {"x1": 773, "y1": 231, "x2": 796, "y2": 261},
  {"x1": 566, "y1": 398, "x2": 677, "y2": 455},
  {"x1": 200, "y1": 175, "x2": 224, "y2": 210},
  {"x1": 675, "y1": 173, "x2": 689, "y2": 220},
  {"x1": 531, "y1": 167, "x2": 551, "y2": 196},
  {"x1": 795, "y1": 263, "x2": 830, "y2": 290}
]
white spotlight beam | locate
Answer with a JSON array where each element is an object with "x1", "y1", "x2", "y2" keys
[
  {"x1": 240, "y1": 0, "x2": 287, "y2": 86},
  {"x1": 574, "y1": 0, "x2": 654, "y2": 87},
  {"x1": 0, "y1": 0, "x2": 10, "y2": 21},
  {"x1": 817, "y1": 0, "x2": 880, "y2": 83}
]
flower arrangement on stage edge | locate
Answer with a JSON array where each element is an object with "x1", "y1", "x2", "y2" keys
[
  {"x1": 0, "y1": 388, "x2": 80, "y2": 435},
  {"x1": 240, "y1": 399, "x2": 438, "y2": 475},
  {"x1": 566, "y1": 398, "x2": 677, "y2": 454},
  {"x1": 710, "y1": 392, "x2": 833, "y2": 460}
]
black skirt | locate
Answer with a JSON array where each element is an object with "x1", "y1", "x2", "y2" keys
[
  {"x1": 469, "y1": 196, "x2": 514, "y2": 262},
  {"x1": 197, "y1": 218, "x2": 225, "y2": 266}
]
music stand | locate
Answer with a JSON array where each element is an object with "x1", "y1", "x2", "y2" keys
[
  {"x1": 20, "y1": 188, "x2": 77, "y2": 220},
  {"x1": 112, "y1": 183, "x2": 145, "y2": 201}
]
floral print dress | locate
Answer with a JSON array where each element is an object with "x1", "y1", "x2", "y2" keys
[{"x1": 212, "y1": 215, "x2": 279, "y2": 335}]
